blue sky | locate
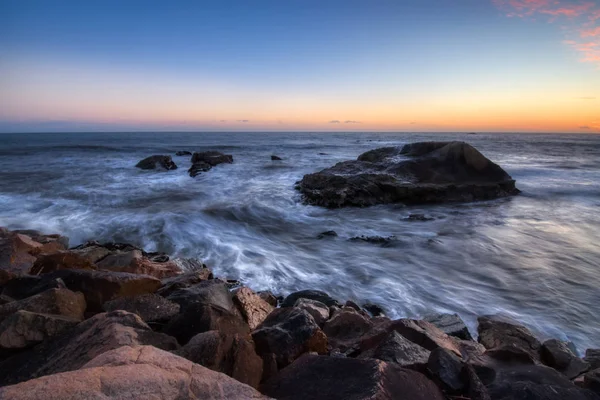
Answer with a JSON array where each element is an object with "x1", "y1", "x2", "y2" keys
[{"x1": 1, "y1": 0, "x2": 599, "y2": 132}]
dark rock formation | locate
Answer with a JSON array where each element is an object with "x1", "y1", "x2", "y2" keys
[
  {"x1": 541, "y1": 339, "x2": 590, "y2": 379},
  {"x1": 281, "y1": 289, "x2": 340, "y2": 308},
  {"x1": 0, "y1": 288, "x2": 86, "y2": 324},
  {"x1": 585, "y1": 349, "x2": 600, "y2": 370},
  {"x1": 358, "y1": 330, "x2": 430, "y2": 371},
  {"x1": 102, "y1": 293, "x2": 180, "y2": 325},
  {"x1": 427, "y1": 347, "x2": 465, "y2": 392},
  {"x1": 0, "y1": 310, "x2": 79, "y2": 350},
  {"x1": 294, "y1": 298, "x2": 329, "y2": 326},
  {"x1": 477, "y1": 315, "x2": 541, "y2": 361},
  {"x1": 188, "y1": 151, "x2": 233, "y2": 177},
  {"x1": 316, "y1": 230, "x2": 338, "y2": 239},
  {"x1": 349, "y1": 235, "x2": 396, "y2": 245},
  {"x1": 188, "y1": 161, "x2": 212, "y2": 177},
  {"x1": 425, "y1": 313, "x2": 473, "y2": 340},
  {"x1": 297, "y1": 141, "x2": 519, "y2": 208},
  {"x1": 135, "y1": 155, "x2": 178, "y2": 170},
  {"x1": 175, "y1": 150, "x2": 192, "y2": 156},
  {"x1": 157, "y1": 269, "x2": 213, "y2": 297},
  {"x1": 271, "y1": 155, "x2": 282, "y2": 160}
]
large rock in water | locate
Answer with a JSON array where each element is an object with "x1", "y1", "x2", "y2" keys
[
  {"x1": 0, "y1": 345, "x2": 269, "y2": 400},
  {"x1": 189, "y1": 151, "x2": 233, "y2": 177},
  {"x1": 135, "y1": 155, "x2": 178, "y2": 170},
  {"x1": 297, "y1": 141, "x2": 519, "y2": 207}
]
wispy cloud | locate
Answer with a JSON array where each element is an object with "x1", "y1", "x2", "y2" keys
[
  {"x1": 328, "y1": 120, "x2": 341, "y2": 123},
  {"x1": 236, "y1": 119, "x2": 249, "y2": 123},
  {"x1": 493, "y1": 0, "x2": 600, "y2": 67},
  {"x1": 344, "y1": 120, "x2": 361, "y2": 124}
]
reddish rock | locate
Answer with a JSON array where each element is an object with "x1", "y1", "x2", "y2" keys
[
  {"x1": 294, "y1": 298, "x2": 329, "y2": 326},
  {"x1": 157, "y1": 269, "x2": 214, "y2": 297},
  {"x1": 102, "y1": 293, "x2": 180, "y2": 325},
  {"x1": 0, "y1": 288, "x2": 86, "y2": 324},
  {"x1": 0, "y1": 310, "x2": 79, "y2": 350},
  {"x1": 0, "y1": 345, "x2": 269, "y2": 400},
  {"x1": 358, "y1": 330, "x2": 430, "y2": 372},
  {"x1": 258, "y1": 291, "x2": 278, "y2": 307},
  {"x1": 176, "y1": 330, "x2": 263, "y2": 388},
  {"x1": 323, "y1": 309, "x2": 373, "y2": 352},
  {"x1": 0, "y1": 229, "x2": 39, "y2": 274},
  {"x1": 96, "y1": 249, "x2": 182, "y2": 279},
  {"x1": 261, "y1": 354, "x2": 445, "y2": 400},
  {"x1": 233, "y1": 287, "x2": 274, "y2": 330},
  {"x1": 29, "y1": 251, "x2": 95, "y2": 274},
  {"x1": 0, "y1": 310, "x2": 179, "y2": 386},
  {"x1": 477, "y1": 315, "x2": 541, "y2": 361}
]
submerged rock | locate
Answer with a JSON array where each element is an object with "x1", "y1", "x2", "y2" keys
[
  {"x1": 297, "y1": 141, "x2": 519, "y2": 208},
  {"x1": 271, "y1": 155, "x2": 282, "y2": 160},
  {"x1": 175, "y1": 150, "x2": 192, "y2": 156},
  {"x1": 349, "y1": 235, "x2": 396, "y2": 245},
  {"x1": 188, "y1": 151, "x2": 233, "y2": 177},
  {"x1": 316, "y1": 230, "x2": 338, "y2": 239},
  {"x1": 135, "y1": 155, "x2": 178, "y2": 170}
]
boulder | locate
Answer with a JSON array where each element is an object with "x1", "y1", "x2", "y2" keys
[
  {"x1": 358, "y1": 330, "x2": 430, "y2": 372},
  {"x1": 0, "y1": 345, "x2": 269, "y2": 400},
  {"x1": 261, "y1": 354, "x2": 445, "y2": 400},
  {"x1": 257, "y1": 291, "x2": 278, "y2": 307},
  {"x1": 363, "y1": 303, "x2": 385, "y2": 317},
  {"x1": 176, "y1": 330, "x2": 263, "y2": 388},
  {"x1": 584, "y1": 369, "x2": 600, "y2": 394},
  {"x1": 281, "y1": 289, "x2": 340, "y2": 307},
  {"x1": 135, "y1": 155, "x2": 178, "y2": 170},
  {"x1": 29, "y1": 251, "x2": 95, "y2": 274},
  {"x1": 102, "y1": 293, "x2": 180, "y2": 325},
  {"x1": 424, "y1": 313, "x2": 473, "y2": 340},
  {"x1": 0, "y1": 270, "x2": 14, "y2": 286},
  {"x1": 294, "y1": 298, "x2": 329, "y2": 326},
  {"x1": 297, "y1": 141, "x2": 519, "y2": 207},
  {"x1": 157, "y1": 269, "x2": 214, "y2": 297},
  {"x1": 0, "y1": 310, "x2": 178, "y2": 386},
  {"x1": 323, "y1": 309, "x2": 373, "y2": 352},
  {"x1": 41, "y1": 269, "x2": 162, "y2": 312},
  {"x1": 477, "y1": 315, "x2": 541, "y2": 361},
  {"x1": 271, "y1": 155, "x2": 282, "y2": 160},
  {"x1": 176, "y1": 150, "x2": 192, "y2": 156},
  {"x1": 585, "y1": 349, "x2": 600, "y2": 370},
  {"x1": 0, "y1": 288, "x2": 85, "y2": 324},
  {"x1": 95, "y1": 249, "x2": 182, "y2": 278},
  {"x1": 252, "y1": 307, "x2": 327, "y2": 368},
  {"x1": 166, "y1": 279, "x2": 235, "y2": 312},
  {"x1": 0, "y1": 229, "x2": 39, "y2": 274},
  {"x1": 427, "y1": 347, "x2": 465, "y2": 392},
  {"x1": 541, "y1": 339, "x2": 590, "y2": 379},
  {"x1": 189, "y1": 161, "x2": 213, "y2": 177},
  {"x1": 191, "y1": 151, "x2": 233, "y2": 166},
  {"x1": 0, "y1": 310, "x2": 79, "y2": 350},
  {"x1": 0, "y1": 275, "x2": 66, "y2": 300},
  {"x1": 163, "y1": 303, "x2": 249, "y2": 345},
  {"x1": 233, "y1": 287, "x2": 275, "y2": 330}
]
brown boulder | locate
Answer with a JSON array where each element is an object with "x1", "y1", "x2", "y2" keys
[
  {"x1": 176, "y1": 330, "x2": 263, "y2": 388},
  {"x1": 358, "y1": 330, "x2": 430, "y2": 372},
  {"x1": 157, "y1": 268, "x2": 214, "y2": 297},
  {"x1": 29, "y1": 251, "x2": 95, "y2": 274},
  {"x1": 102, "y1": 293, "x2": 180, "y2": 325},
  {"x1": 294, "y1": 298, "x2": 330, "y2": 326},
  {"x1": 0, "y1": 310, "x2": 179, "y2": 386},
  {"x1": 233, "y1": 287, "x2": 274, "y2": 330},
  {"x1": 96, "y1": 249, "x2": 182, "y2": 279},
  {"x1": 0, "y1": 229, "x2": 39, "y2": 274},
  {"x1": 477, "y1": 315, "x2": 541, "y2": 361},
  {"x1": 166, "y1": 279, "x2": 236, "y2": 311},
  {"x1": 0, "y1": 288, "x2": 85, "y2": 324},
  {"x1": 258, "y1": 291, "x2": 278, "y2": 307},
  {"x1": 252, "y1": 307, "x2": 327, "y2": 369},
  {"x1": 0, "y1": 345, "x2": 269, "y2": 399},
  {"x1": 0, "y1": 310, "x2": 79, "y2": 350},
  {"x1": 261, "y1": 354, "x2": 445, "y2": 400},
  {"x1": 323, "y1": 309, "x2": 374, "y2": 352}
]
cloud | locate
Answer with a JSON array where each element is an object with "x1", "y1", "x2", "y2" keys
[
  {"x1": 344, "y1": 120, "x2": 361, "y2": 124},
  {"x1": 493, "y1": 0, "x2": 600, "y2": 67},
  {"x1": 328, "y1": 120, "x2": 340, "y2": 123},
  {"x1": 236, "y1": 119, "x2": 249, "y2": 123},
  {"x1": 579, "y1": 125, "x2": 591, "y2": 129}
]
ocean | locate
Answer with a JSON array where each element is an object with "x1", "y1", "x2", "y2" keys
[{"x1": 0, "y1": 131, "x2": 599, "y2": 351}]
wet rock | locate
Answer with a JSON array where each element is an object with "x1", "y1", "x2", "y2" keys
[
  {"x1": 458, "y1": 339, "x2": 487, "y2": 361},
  {"x1": 176, "y1": 330, "x2": 263, "y2": 388},
  {"x1": 0, "y1": 275, "x2": 66, "y2": 300},
  {"x1": 463, "y1": 364, "x2": 492, "y2": 400},
  {"x1": 281, "y1": 289, "x2": 341, "y2": 307},
  {"x1": 0, "y1": 310, "x2": 179, "y2": 386},
  {"x1": 0, "y1": 288, "x2": 86, "y2": 324},
  {"x1": 294, "y1": 298, "x2": 329, "y2": 326},
  {"x1": 95, "y1": 249, "x2": 182, "y2": 279},
  {"x1": 541, "y1": 339, "x2": 590, "y2": 379},
  {"x1": 175, "y1": 150, "x2": 192, "y2": 156},
  {"x1": 233, "y1": 287, "x2": 274, "y2": 330},
  {"x1": 0, "y1": 229, "x2": 40, "y2": 274},
  {"x1": 12, "y1": 230, "x2": 69, "y2": 250},
  {"x1": 477, "y1": 315, "x2": 541, "y2": 361},
  {"x1": 485, "y1": 344, "x2": 538, "y2": 365},
  {"x1": 189, "y1": 161, "x2": 212, "y2": 177},
  {"x1": 252, "y1": 307, "x2": 327, "y2": 368},
  {"x1": 405, "y1": 213, "x2": 434, "y2": 221},
  {"x1": 271, "y1": 155, "x2": 282, "y2": 160},
  {"x1": 261, "y1": 354, "x2": 445, "y2": 400},
  {"x1": 166, "y1": 279, "x2": 235, "y2": 311},
  {"x1": 358, "y1": 330, "x2": 430, "y2": 372},
  {"x1": 584, "y1": 368, "x2": 600, "y2": 394},
  {"x1": 0, "y1": 345, "x2": 269, "y2": 400},
  {"x1": 323, "y1": 309, "x2": 373, "y2": 352},
  {"x1": 157, "y1": 268, "x2": 213, "y2": 297},
  {"x1": 102, "y1": 293, "x2": 180, "y2": 325},
  {"x1": 427, "y1": 347, "x2": 465, "y2": 392},
  {"x1": 41, "y1": 269, "x2": 162, "y2": 312},
  {"x1": 363, "y1": 303, "x2": 385, "y2": 317},
  {"x1": 349, "y1": 235, "x2": 396, "y2": 245},
  {"x1": 191, "y1": 151, "x2": 233, "y2": 166},
  {"x1": 585, "y1": 349, "x2": 600, "y2": 370},
  {"x1": 0, "y1": 310, "x2": 79, "y2": 350},
  {"x1": 387, "y1": 319, "x2": 462, "y2": 357},
  {"x1": 163, "y1": 303, "x2": 249, "y2": 345},
  {"x1": 29, "y1": 251, "x2": 95, "y2": 274},
  {"x1": 424, "y1": 313, "x2": 473, "y2": 340},
  {"x1": 316, "y1": 230, "x2": 338, "y2": 239},
  {"x1": 135, "y1": 155, "x2": 178, "y2": 170},
  {"x1": 297, "y1": 141, "x2": 519, "y2": 208},
  {"x1": 257, "y1": 291, "x2": 278, "y2": 307}
]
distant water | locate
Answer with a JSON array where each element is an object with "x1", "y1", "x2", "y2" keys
[{"x1": 1, "y1": 131, "x2": 599, "y2": 351}]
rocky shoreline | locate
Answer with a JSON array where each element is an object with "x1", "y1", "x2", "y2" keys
[{"x1": 0, "y1": 227, "x2": 599, "y2": 399}]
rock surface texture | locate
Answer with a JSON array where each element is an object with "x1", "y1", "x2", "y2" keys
[{"x1": 135, "y1": 155, "x2": 178, "y2": 170}]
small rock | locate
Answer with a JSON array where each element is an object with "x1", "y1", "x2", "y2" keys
[
  {"x1": 271, "y1": 155, "x2": 282, "y2": 160},
  {"x1": 348, "y1": 235, "x2": 396, "y2": 245},
  {"x1": 102, "y1": 293, "x2": 180, "y2": 325},
  {"x1": 405, "y1": 213, "x2": 434, "y2": 222},
  {"x1": 135, "y1": 155, "x2": 178, "y2": 170},
  {"x1": 294, "y1": 298, "x2": 330, "y2": 326},
  {"x1": 344, "y1": 300, "x2": 361, "y2": 311},
  {"x1": 281, "y1": 289, "x2": 340, "y2": 308},
  {"x1": 232, "y1": 287, "x2": 274, "y2": 330},
  {"x1": 541, "y1": 339, "x2": 590, "y2": 379},
  {"x1": 316, "y1": 230, "x2": 338, "y2": 239},
  {"x1": 424, "y1": 313, "x2": 472, "y2": 340},
  {"x1": 0, "y1": 310, "x2": 79, "y2": 350}
]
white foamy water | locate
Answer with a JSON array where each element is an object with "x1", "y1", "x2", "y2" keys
[{"x1": 1, "y1": 131, "x2": 599, "y2": 351}]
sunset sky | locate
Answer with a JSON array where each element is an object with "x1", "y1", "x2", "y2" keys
[{"x1": 1, "y1": 0, "x2": 599, "y2": 133}]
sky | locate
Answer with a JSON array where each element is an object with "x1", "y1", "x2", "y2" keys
[{"x1": 1, "y1": 0, "x2": 599, "y2": 133}]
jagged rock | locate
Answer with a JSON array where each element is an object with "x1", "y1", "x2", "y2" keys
[
  {"x1": 176, "y1": 330, "x2": 263, "y2": 388},
  {"x1": 271, "y1": 155, "x2": 282, "y2": 160},
  {"x1": 0, "y1": 229, "x2": 40, "y2": 274},
  {"x1": 191, "y1": 151, "x2": 233, "y2": 166},
  {"x1": 427, "y1": 347, "x2": 465, "y2": 392},
  {"x1": 261, "y1": 354, "x2": 445, "y2": 400},
  {"x1": 297, "y1": 141, "x2": 519, "y2": 207},
  {"x1": 0, "y1": 311, "x2": 179, "y2": 386},
  {"x1": 363, "y1": 303, "x2": 385, "y2": 317},
  {"x1": 95, "y1": 249, "x2": 182, "y2": 279},
  {"x1": 0, "y1": 310, "x2": 79, "y2": 350},
  {"x1": 252, "y1": 307, "x2": 327, "y2": 368},
  {"x1": 233, "y1": 287, "x2": 274, "y2": 330},
  {"x1": 0, "y1": 288, "x2": 85, "y2": 324},
  {"x1": 166, "y1": 279, "x2": 235, "y2": 312},
  {"x1": 257, "y1": 291, "x2": 278, "y2": 307},
  {"x1": 323, "y1": 309, "x2": 373, "y2": 352},
  {"x1": 188, "y1": 161, "x2": 213, "y2": 177},
  {"x1": 163, "y1": 303, "x2": 249, "y2": 345},
  {"x1": 358, "y1": 330, "x2": 430, "y2": 372},
  {"x1": 541, "y1": 339, "x2": 590, "y2": 379},
  {"x1": 135, "y1": 155, "x2": 178, "y2": 170},
  {"x1": 103, "y1": 293, "x2": 180, "y2": 325},
  {"x1": 29, "y1": 251, "x2": 95, "y2": 274},
  {"x1": 40, "y1": 269, "x2": 162, "y2": 312},
  {"x1": 0, "y1": 345, "x2": 269, "y2": 399},
  {"x1": 424, "y1": 313, "x2": 472, "y2": 340},
  {"x1": 294, "y1": 298, "x2": 329, "y2": 326},
  {"x1": 281, "y1": 289, "x2": 340, "y2": 307},
  {"x1": 463, "y1": 364, "x2": 491, "y2": 400},
  {"x1": 157, "y1": 268, "x2": 213, "y2": 297},
  {"x1": 477, "y1": 315, "x2": 541, "y2": 361}
]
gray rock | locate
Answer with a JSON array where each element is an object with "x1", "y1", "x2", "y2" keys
[
  {"x1": 359, "y1": 330, "x2": 430, "y2": 372},
  {"x1": 294, "y1": 298, "x2": 329, "y2": 326},
  {"x1": 135, "y1": 155, "x2": 177, "y2": 170},
  {"x1": 425, "y1": 313, "x2": 472, "y2": 340},
  {"x1": 541, "y1": 339, "x2": 590, "y2": 379}
]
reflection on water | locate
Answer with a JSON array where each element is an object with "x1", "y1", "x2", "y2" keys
[{"x1": 0, "y1": 131, "x2": 599, "y2": 351}]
